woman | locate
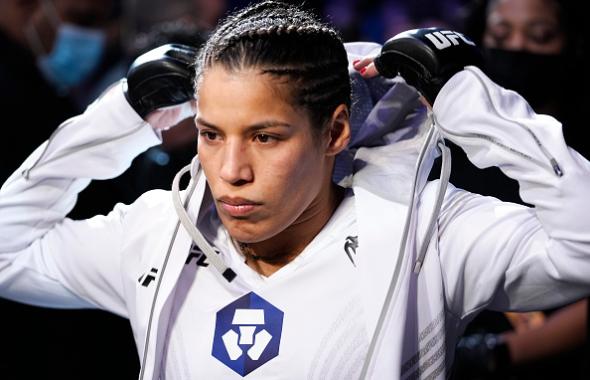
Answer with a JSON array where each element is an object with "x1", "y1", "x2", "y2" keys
[
  {"x1": 464, "y1": 0, "x2": 588, "y2": 150},
  {"x1": 1, "y1": 2, "x2": 589, "y2": 379}
]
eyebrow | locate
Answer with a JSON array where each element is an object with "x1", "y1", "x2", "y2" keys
[{"x1": 195, "y1": 117, "x2": 292, "y2": 131}]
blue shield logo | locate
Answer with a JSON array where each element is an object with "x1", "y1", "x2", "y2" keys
[{"x1": 212, "y1": 292, "x2": 284, "y2": 376}]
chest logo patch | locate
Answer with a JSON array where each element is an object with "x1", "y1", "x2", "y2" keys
[{"x1": 212, "y1": 292, "x2": 284, "y2": 376}]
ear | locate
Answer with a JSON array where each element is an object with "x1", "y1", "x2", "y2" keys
[{"x1": 324, "y1": 104, "x2": 351, "y2": 157}]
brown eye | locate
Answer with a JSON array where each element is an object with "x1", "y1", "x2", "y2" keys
[
  {"x1": 529, "y1": 29, "x2": 560, "y2": 45},
  {"x1": 255, "y1": 134, "x2": 273, "y2": 143},
  {"x1": 200, "y1": 131, "x2": 218, "y2": 141}
]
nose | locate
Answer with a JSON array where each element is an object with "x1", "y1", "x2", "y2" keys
[
  {"x1": 503, "y1": 32, "x2": 527, "y2": 51},
  {"x1": 219, "y1": 140, "x2": 253, "y2": 185}
]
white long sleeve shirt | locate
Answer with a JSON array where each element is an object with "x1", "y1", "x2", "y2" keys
[{"x1": 1, "y1": 60, "x2": 589, "y2": 379}]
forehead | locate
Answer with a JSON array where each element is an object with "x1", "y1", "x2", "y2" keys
[
  {"x1": 487, "y1": 0, "x2": 560, "y2": 26},
  {"x1": 196, "y1": 65, "x2": 308, "y2": 128}
]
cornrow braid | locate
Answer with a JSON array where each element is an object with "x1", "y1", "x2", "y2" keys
[
  {"x1": 195, "y1": 1, "x2": 351, "y2": 132},
  {"x1": 204, "y1": 1, "x2": 290, "y2": 58}
]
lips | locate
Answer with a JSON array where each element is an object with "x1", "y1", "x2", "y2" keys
[{"x1": 217, "y1": 196, "x2": 261, "y2": 217}]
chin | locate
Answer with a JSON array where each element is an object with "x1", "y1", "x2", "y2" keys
[{"x1": 221, "y1": 217, "x2": 275, "y2": 244}]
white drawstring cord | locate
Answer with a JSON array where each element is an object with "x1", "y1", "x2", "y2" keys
[
  {"x1": 413, "y1": 139, "x2": 451, "y2": 273},
  {"x1": 359, "y1": 122, "x2": 438, "y2": 379},
  {"x1": 171, "y1": 163, "x2": 237, "y2": 282}
]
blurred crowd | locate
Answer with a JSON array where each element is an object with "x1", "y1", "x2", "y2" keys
[{"x1": 0, "y1": 0, "x2": 588, "y2": 378}]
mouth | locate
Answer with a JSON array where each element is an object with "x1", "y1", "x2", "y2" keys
[{"x1": 217, "y1": 196, "x2": 262, "y2": 218}]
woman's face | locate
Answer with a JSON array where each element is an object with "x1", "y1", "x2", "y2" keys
[
  {"x1": 483, "y1": 0, "x2": 565, "y2": 54},
  {"x1": 196, "y1": 65, "x2": 336, "y2": 244}
]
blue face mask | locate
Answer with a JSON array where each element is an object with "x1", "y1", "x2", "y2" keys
[{"x1": 38, "y1": 23, "x2": 106, "y2": 91}]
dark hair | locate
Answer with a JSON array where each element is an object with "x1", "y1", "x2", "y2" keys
[{"x1": 195, "y1": 1, "x2": 351, "y2": 132}]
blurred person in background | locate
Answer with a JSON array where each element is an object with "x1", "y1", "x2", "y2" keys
[
  {"x1": 0, "y1": 1, "x2": 139, "y2": 379},
  {"x1": 0, "y1": 0, "x2": 120, "y2": 182},
  {"x1": 451, "y1": 0, "x2": 589, "y2": 379},
  {"x1": 473, "y1": 0, "x2": 587, "y2": 144}
]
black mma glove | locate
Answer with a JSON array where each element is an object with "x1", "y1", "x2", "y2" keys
[
  {"x1": 124, "y1": 44, "x2": 198, "y2": 119},
  {"x1": 374, "y1": 28, "x2": 483, "y2": 106}
]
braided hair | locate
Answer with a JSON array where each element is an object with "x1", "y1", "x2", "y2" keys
[{"x1": 195, "y1": 1, "x2": 351, "y2": 132}]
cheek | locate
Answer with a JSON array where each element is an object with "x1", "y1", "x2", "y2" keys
[
  {"x1": 533, "y1": 38, "x2": 565, "y2": 54},
  {"x1": 259, "y1": 143, "x2": 324, "y2": 201},
  {"x1": 197, "y1": 146, "x2": 222, "y2": 189},
  {"x1": 482, "y1": 32, "x2": 497, "y2": 48},
  {"x1": 197, "y1": 145, "x2": 211, "y2": 173}
]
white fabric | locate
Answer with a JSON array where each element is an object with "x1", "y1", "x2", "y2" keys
[
  {"x1": 0, "y1": 60, "x2": 589, "y2": 380},
  {"x1": 162, "y1": 194, "x2": 365, "y2": 380}
]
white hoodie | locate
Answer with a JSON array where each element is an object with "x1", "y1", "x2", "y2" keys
[{"x1": 1, "y1": 44, "x2": 589, "y2": 379}]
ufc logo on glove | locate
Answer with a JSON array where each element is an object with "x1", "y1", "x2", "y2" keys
[{"x1": 424, "y1": 30, "x2": 476, "y2": 50}]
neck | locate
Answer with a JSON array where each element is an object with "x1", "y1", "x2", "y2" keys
[{"x1": 238, "y1": 182, "x2": 344, "y2": 276}]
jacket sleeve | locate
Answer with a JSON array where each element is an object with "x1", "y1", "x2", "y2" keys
[
  {"x1": 0, "y1": 81, "x2": 161, "y2": 316},
  {"x1": 433, "y1": 67, "x2": 590, "y2": 318}
]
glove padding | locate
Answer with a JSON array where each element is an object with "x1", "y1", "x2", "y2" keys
[
  {"x1": 124, "y1": 44, "x2": 198, "y2": 118},
  {"x1": 374, "y1": 28, "x2": 483, "y2": 105}
]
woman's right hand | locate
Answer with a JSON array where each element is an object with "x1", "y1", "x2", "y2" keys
[{"x1": 352, "y1": 56, "x2": 380, "y2": 78}]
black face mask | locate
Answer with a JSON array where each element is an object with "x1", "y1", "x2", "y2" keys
[{"x1": 483, "y1": 48, "x2": 567, "y2": 111}]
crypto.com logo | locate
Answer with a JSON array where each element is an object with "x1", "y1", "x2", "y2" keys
[{"x1": 212, "y1": 292, "x2": 284, "y2": 376}]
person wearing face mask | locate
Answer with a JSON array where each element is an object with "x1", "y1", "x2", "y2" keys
[
  {"x1": 464, "y1": 0, "x2": 588, "y2": 153},
  {"x1": 24, "y1": 0, "x2": 108, "y2": 93},
  {"x1": 0, "y1": 0, "x2": 117, "y2": 182},
  {"x1": 437, "y1": 0, "x2": 588, "y2": 204},
  {"x1": 482, "y1": 1, "x2": 566, "y2": 112},
  {"x1": 450, "y1": 1, "x2": 589, "y2": 379},
  {"x1": 0, "y1": 1, "x2": 140, "y2": 379},
  {"x1": 481, "y1": 0, "x2": 587, "y2": 143},
  {"x1": 0, "y1": 0, "x2": 78, "y2": 183}
]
